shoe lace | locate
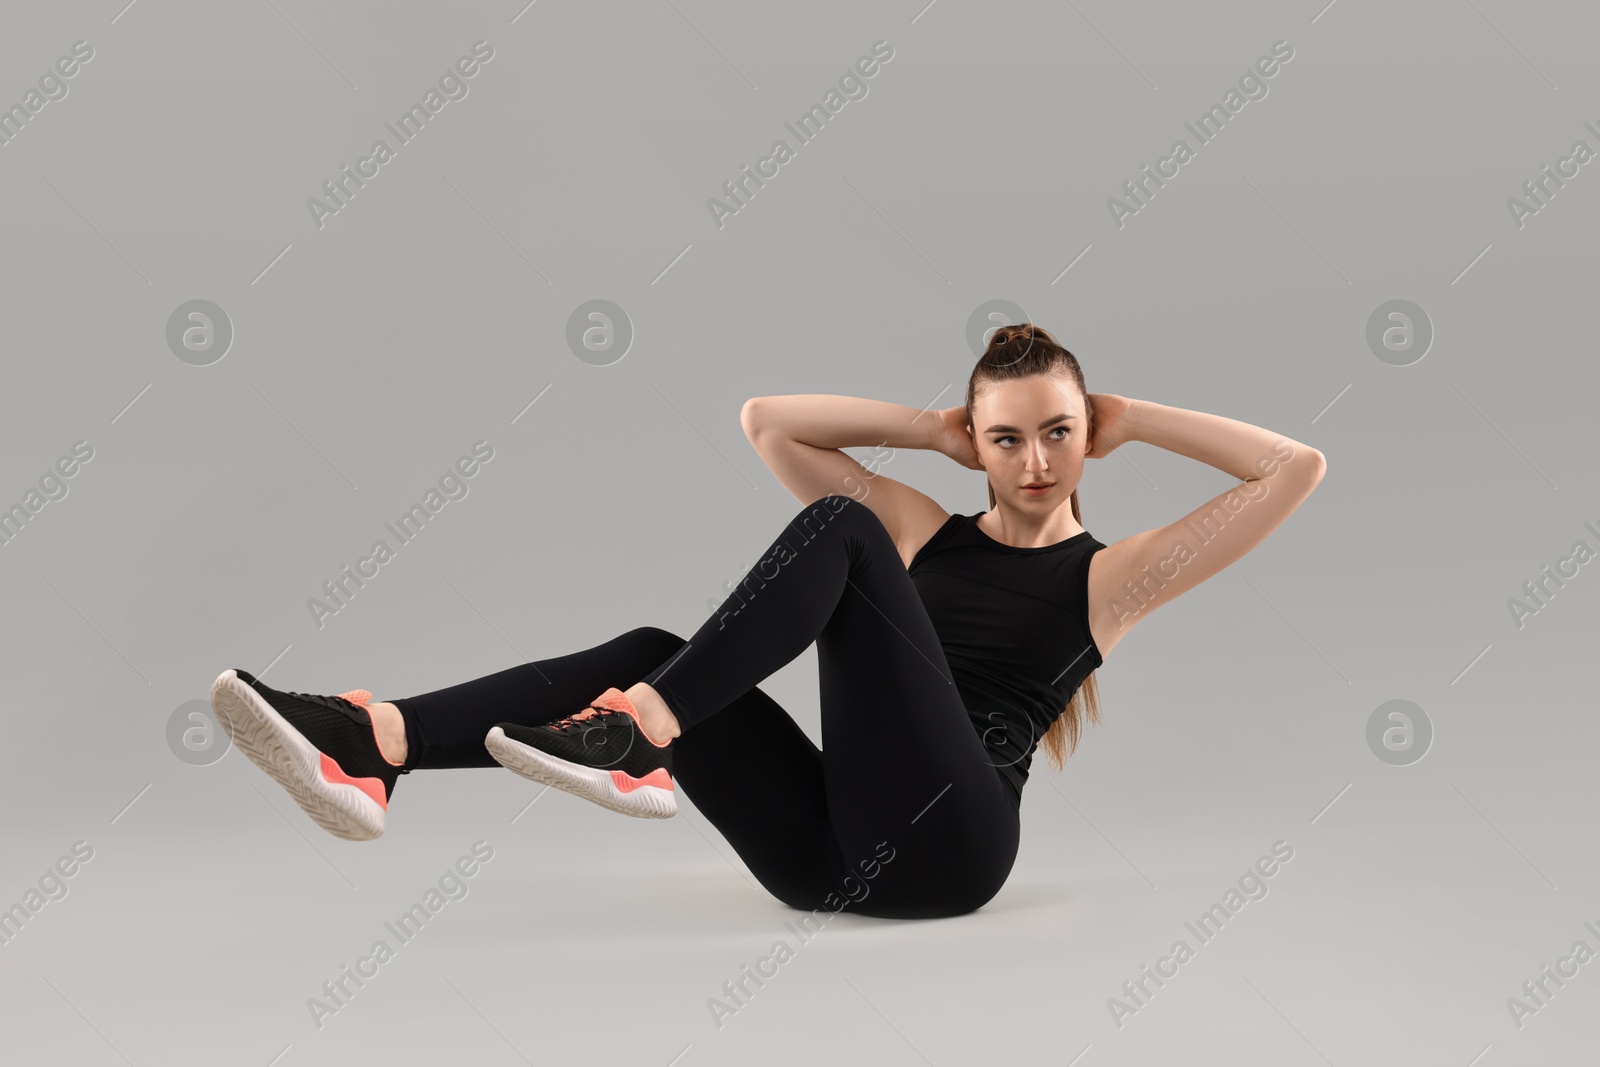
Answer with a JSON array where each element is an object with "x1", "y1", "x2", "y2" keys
[
  {"x1": 282, "y1": 687, "x2": 373, "y2": 713},
  {"x1": 548, "y1": 705, "x2": 622, "y2": 733}
]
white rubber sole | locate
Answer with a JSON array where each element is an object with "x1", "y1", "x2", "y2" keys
[
  {"x1": 209, "y1": 669, "x2": 387, "y2": 842},
  {"x1": 484, "y1": 726, "x2": 677, "y2": 819}
]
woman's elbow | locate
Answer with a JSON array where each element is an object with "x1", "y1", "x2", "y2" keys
[
  {"x1": 1291, "y1": 447, "x2": 1327, "y2": 492},
  {"x1": 740, "y1": 397, "x2": 766, "y2": 440},
  {"x1": 1306, "y1": 448, "x2": 1327, "y2": 482}
]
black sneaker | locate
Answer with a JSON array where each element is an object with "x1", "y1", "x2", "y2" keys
[
  {"x1": 209, "y1": 668, "x2": 405, "y2": 841},
  {"x1": 484, "y1": 687, "x2": 676, "y2": 819}
]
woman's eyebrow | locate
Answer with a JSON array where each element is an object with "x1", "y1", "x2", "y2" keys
[{"x1": 984, "y1": 413, "x2": 1077, "y2": 433}]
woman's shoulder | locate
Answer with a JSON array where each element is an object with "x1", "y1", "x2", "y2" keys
[{"x1": 905, "y1": 511, "x2": 970, "y2": 571}]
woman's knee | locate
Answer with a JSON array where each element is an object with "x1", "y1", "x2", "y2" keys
[
  {"x1": 620, "y1": 626, "x2": 688, "y2": 659},
  {"x1": 790, "y1": 494, "x2": 892, "y2": 549},
  {"x1": 795, "y1": 493, "x2": 868, "y2": 523}
]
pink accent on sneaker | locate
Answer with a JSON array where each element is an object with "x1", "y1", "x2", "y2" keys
[
  {"x1": 579, "y1": 687, "x2": 672, "y2": 748},
  {"x1": 611, "y1": 767, "x2": 674, "y2": 793},
  {"x1": 337, "y1": 689, "x2": 404, "y2": 769},
  {"x1": 573, "y1": 687, "x2": 634, "y2": 722},
  {"x1": 320, "y1": 752, "x2": 388, "y2": 809}
]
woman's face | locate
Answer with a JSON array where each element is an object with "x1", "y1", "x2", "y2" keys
[{"x1": 969, "y1": 374, "x2": 1089, "y2": 507}]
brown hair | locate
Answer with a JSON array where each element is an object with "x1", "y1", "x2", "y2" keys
[{"x1": 965, "y1": 322, "x2": 1103, "y2": 771}]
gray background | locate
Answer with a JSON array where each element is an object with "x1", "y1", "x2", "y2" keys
[{"x1": 1, "y1": 0, "x2": 1595, "y2": 1063}]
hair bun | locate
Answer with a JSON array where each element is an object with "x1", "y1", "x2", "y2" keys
[{"x1": 989, "y1": 322, "x2": 1052, "y2": 349}]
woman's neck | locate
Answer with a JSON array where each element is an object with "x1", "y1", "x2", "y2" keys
[{"x1": 976, "y1": 504, "x2": 1084, "y2": 548}]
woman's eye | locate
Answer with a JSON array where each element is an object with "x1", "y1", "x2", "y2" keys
[{"x1": 995, "y1": 430, "x2": 1067, "y2": 447}]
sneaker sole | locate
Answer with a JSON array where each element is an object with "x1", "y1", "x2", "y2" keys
[
  {"x1": 483, "y1": 726, "x2": 676, "y2": 819},
  {"x1": 210, "y1": 669, "x2": 387, "y2": 842}
]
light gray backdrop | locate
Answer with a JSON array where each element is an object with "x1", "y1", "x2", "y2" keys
[{"x1": 1, "y1": 0, "x2": 1595, "y2": 1063}]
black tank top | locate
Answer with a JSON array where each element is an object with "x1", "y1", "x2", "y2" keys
[{"x1": 908, "y1": 511, "x2": 1106, "y2": 803}]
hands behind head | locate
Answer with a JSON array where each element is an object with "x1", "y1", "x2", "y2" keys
[
  {"x1": 936, "y1": 406, "x2": 984, "y2": 470},
  {"x1": 1084, "y1": 393, "x2": 1134, "y2": 459},
  {"x1": 936, "y1": 396, "x2": 1134, "y2": 467}
]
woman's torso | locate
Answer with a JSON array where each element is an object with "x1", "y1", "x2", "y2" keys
[{"x1": 906, "y1": 511, "x2": 1106, "y2": 801}]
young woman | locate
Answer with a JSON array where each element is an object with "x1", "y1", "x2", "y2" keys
[{"x1": 210, "y1": 323, "x2": 1326, "y2": 920}]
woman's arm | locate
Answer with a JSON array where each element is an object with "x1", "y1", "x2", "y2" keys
[
  {"x1": 1118, "y1": 397, "x2": 1323, "y2": 481},
  {"x1": 741, "y1": 395, "x2": 959, "y2": 564},
  {"x1": 742, "y1": 394, "x2": 957, "y2": 452},
  {"x1": 1085, "y1": 396, "x2": 1327, "y2": 661}
]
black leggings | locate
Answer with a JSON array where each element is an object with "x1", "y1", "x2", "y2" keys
[{"x1": 389, "y1": 495, "x2": 1021, "y2": 919}]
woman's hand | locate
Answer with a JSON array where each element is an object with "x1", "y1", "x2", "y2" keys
[
  {"x1": 934, "y1": 406, "x2": 983, "y2": 470},
  {"x1": 1084, "y1": 394, "x2": 1137, "y2": 459}
]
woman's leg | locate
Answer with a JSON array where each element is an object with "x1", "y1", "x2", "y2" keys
[
  {"x1": 386, "y1": 627, "x2": 736, "y2": 771},
  {"x1": 388, "y1": 626, "x2": 846, "y2": 909},
  {"x1": 638, "y1": 494, "x2": 1021, "y2": 919},
  {"x1": 392, "y1": 494, "x2": 1019, "y2": 917}
]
